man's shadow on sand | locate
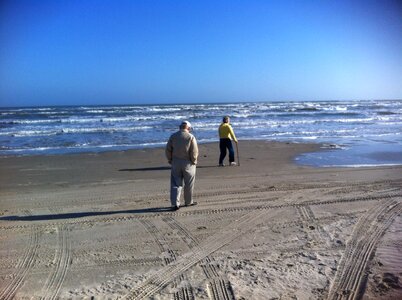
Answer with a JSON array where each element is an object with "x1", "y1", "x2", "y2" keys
[
  {"x1": 0, "y1": 207, "x2": 174, "y2": 222},
  {"x1": 1, "y1": 166, "x2": 217, "y2": 222}
]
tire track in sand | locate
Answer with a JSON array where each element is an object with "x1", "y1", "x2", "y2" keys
[
  {"x1": 123, "y1": 209, "x2": 268, "y2": 299},
  {"x1": 140, "y1": 220, "x2": 195, "y2": 300},
  {"x1": 4, "y1": 179, "x2": 400, "y2": 211},
  {"x1": 163, "y1": 216, "x2": 235, "y2": 300},
  {"x1": 206, "y1": 278, "x2": 236, "y2": 300},
  {"x1": 297, "y1": 206, "x2": 332, "y2": 247},
  {"x1": 0, "y1": 226, "x2": 40, "y2": 300},
  {"x1": 40, "y1": 224, "x2": 71, "y2": 300},
  {"x1": 327, "y1": 198, "x2": 402, "y2": 300},
  {"x1": 1, "y1": 192, "x2": 400, "y2": 231}
]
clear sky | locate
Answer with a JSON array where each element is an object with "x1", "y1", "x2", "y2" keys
[{"x1": 1, "y1": 0, "x2": 401, "y2": 107}]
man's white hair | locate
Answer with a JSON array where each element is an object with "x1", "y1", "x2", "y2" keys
[{"x1": 180, "y1": 120, "x2": 192, "y2": 129}]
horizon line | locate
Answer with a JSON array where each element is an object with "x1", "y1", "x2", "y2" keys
[{"x1": 1, "y1": 98, "x2": 402, "y2": 109}]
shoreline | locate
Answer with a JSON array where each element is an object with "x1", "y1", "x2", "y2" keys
[
  {"x1": 2, "y1": 139, "x2": 402, "y2": 169},
  {"x1": 0, "y1": 140, "x2": 323, "y2": 193},
  {"x1": 0, "y1": 140, "x2": 401, "y2": 299},
  {"x1": 2, "y1": 99, "x2": 401, "y2": 168},
  {"x1": 0, "y1": 138, "x2": 313, "y2": 158},
  {"x1": 1, "y1": 140, "x2": 402, "y2": 195}
]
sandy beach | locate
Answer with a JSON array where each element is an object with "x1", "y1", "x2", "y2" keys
[{"x1": 0, "y1": 140, "x2": 401, "y2": 299}]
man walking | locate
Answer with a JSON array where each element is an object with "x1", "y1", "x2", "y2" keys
[
  {"x1": 218, "y1": 116, "x2": 238, "y2": 166},
  {"x1": 165, "y1": 120, "x2": 199, "y2": 210}
]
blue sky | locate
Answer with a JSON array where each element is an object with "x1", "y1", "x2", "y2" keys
[{"x1": 1, "y1": 0, "x2": 401, "y2": 107}]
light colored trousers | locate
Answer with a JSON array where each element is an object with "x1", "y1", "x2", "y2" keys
[{"x1": 170, "y1": 158, "x2": 196, "y2": 207}]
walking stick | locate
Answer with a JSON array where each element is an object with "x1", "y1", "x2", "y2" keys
[{"x1": 236, "y1": 142, "x2": 240, "y2": 166}]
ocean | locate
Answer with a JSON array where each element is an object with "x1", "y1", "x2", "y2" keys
[{"x1": 0, "y1": 100, "x2": 401, "y2": 167}]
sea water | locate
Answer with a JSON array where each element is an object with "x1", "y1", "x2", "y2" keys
[{"x1": 0, "y1": 100, "x2": 401, "y2": 167}]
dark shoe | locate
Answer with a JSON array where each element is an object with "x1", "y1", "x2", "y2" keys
[
  {"x1": 172, "y1": 205, "x2": 180, "y2": 211},
  {"x1": 218, "y1": 164, "x2": 225, "y2": 167},
  {"x1": 185, "y1": 202, "x2": 198, "y2": 207}
]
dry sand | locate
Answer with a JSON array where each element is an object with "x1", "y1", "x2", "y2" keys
[{"x1": 0, "y1": 141, "x2": 401, "y2": 299}]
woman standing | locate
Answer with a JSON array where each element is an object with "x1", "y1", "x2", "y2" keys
[{"x1": 218, "y1": 116, "x2": 238, "y2": 166}]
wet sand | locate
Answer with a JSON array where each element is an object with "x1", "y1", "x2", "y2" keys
[{"x1": 0, "y1": 141, "x2": 401, "y2": 299}]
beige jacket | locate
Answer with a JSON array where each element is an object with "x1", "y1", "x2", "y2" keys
[{"x1": 165, "y1": 130, "x2": 198, "y2": 164}]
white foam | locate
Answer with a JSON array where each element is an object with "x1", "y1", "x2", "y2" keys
[
  {"x1": 321, "y1": 163, "x2": 402, "y2": 168},
  {"x1": 11, "y1": 130, "x2": 59, "y2": 137},
  {"x1": 0, "y1": 119, "x2": 56, "y2": 124}
]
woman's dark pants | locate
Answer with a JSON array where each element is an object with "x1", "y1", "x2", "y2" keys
[{"x1": 219, "y1": 138, "x2": 235, "y2": 164}]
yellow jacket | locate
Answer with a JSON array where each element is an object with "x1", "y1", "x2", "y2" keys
[{"x1": 219, "y1": 123, "x2": 237, "y2": 142}]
